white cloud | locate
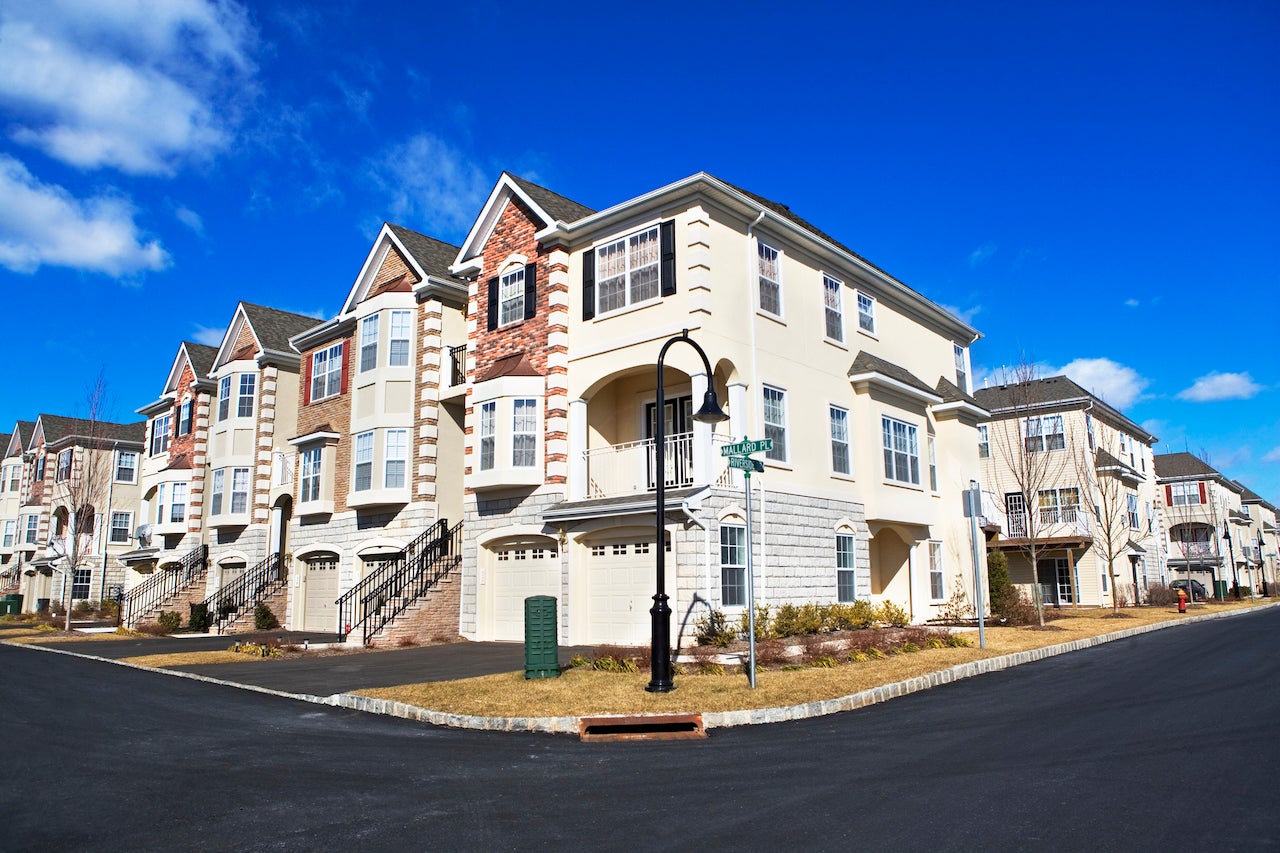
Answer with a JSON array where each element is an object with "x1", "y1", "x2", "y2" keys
[
  {"x1": 0, "y1": 0, "x2": 256, "y2": 175},
  {"x1": 366, "y1": 133, "x2": 489, "y2": 240},
  {"x1": 174, "y1": 206, "x2": 204, "y2": 234},
  {"x1": 191, "y1": 324, "x2": 225, "y2": 346},
  {"x1": 968, "y1": 243, "x2": 997, "y2": 268},
  {"x1": 0, "y1": 154, "x2": 169, "y2": 276},
  {"x1": 1124, "y1": 298, "x2": 1140, "y2": 308},
  {"x1": 1052, "y1": 357, "x2": 1150, "y2": 410},
  {"x1": 1263, "y1": 447, "x2": 1280, "y2": 464},
  {"x1": 941, "y1": 303, "x2": 981, "y2": 326},
  {"x1": 1177, "y1": 372, "x2": 1263, "y2": 402}
]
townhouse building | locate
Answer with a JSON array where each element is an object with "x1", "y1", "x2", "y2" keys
[
  {"x1": 1154, "y1": 452, "x2": 1247, "y2": 598},
  {"x1": 1235, "y1": 484, "x2": 1276, "y2": 594},
  {"x1": 0, "y1": 423, "x2": 34, "y2": 591},
  {"x1": 448, "y1": 172, "x2": 987, "y2": 646},
  {"x1": 18, "y1": 415, "x2": 144, "y2": 611},
  {"x1": 283, "y1": 224, "x2": 467, "y2": 637},
  {"x1": 200, "y1": 303, "x2": 317, "y2": 627},
  {"x1": 973, "y1": 376, "x2": 1161, "y2": 607}
]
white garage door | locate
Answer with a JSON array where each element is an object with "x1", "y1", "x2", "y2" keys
[
  {"x1": 491, "y1": 544, "x2": 560, "y2": 642},
  {"x1": 303, "y1": 557, "x2": 340, "y2": 631},
  {"x1": 587, "y1": 539, "x2": 661, "y2": 646}
]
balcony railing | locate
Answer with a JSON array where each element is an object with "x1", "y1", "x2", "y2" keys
[
  {"x1": 584, "y1": 432, "x2": 694, "y2": 499},
  {"x1": 272, "y1": 451, "x2": 295, "y2": 488},
  {"x1": 1006, "y1": 509, "x2": 1091, "y2": 540},
  {"x1": 448, "y1": 345, "x2": 465, "y2": 387},
  {"x1": 1171, "y1": 541, "x2": 1218, "y2": 561}
]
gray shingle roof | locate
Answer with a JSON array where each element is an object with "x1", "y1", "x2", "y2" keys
[
  {"x1": 240, "y1": 303, "x2": 322, "y2": 353},
  {"x1": 1152, "y1": 453, "x2": 1243, "y2": 494},
  {"x1": 973, "y1": 375, "x2": 1155, "y2": 442},
  {"x1": 506, "y1": 173, "x2": 596, "y2": 224},
  {"x1": 184, "y1": 342, "x2": 218, "y2": 377},
  {"x1": 848, "y1": 351, "x2": 937, "y2": 397},
  {"x1": 38, "y1": 415, "x2": 145, "y2": 448},
  {"x1": 386, "y1": 225, "x2": 467, "y2": 284},
  {"x1": 935, "y1": 377, "x2": 982, "y2": 408}
]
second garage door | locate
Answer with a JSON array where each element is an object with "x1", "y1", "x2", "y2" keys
[
  {"x1": 490, "y1": 543, "x2": 559, "y2": 642},
  {"x1": 302, "y1": 557, "x2": 340, "y2": 631},
  {"x1": 586, "y1": 539, "x2": 661, "y2": 646}
]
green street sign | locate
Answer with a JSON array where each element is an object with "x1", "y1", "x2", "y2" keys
[
  {"x1": 727, "y1": 456, "x2": 765, "y2": 473},
  {"x1": 720, "y1": 438, "x2": 773, "y2": 457}
]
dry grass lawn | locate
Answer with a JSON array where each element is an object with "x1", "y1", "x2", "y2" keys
[
  {"x1": 357, "y1": 600, "x2": 1269, "y2": 717},
  {"x1": 120, "y1": 650, "x2": 262, "y2": 667}
]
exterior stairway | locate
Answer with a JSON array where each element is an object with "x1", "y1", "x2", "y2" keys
[
  {"x1": 203, "y1": 552, "x2": 289, "y2": 634},
  {"x1": 122, "y1": 545, "x2": 208, "y2": 628}
]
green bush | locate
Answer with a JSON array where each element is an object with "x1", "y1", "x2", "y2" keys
[
  {"x1": 694, "y1": 609, "x2": 737, "y2": 647},
  {"x1": 188, "y1": 603, "x2": 212, "y2": 632},
  {"x1": 737, "y1": 604, "x2": 773, "y2": 640},
  {"x1": 773, "y1": 603, "x2": 824, "y2": 637},
  {"x1": 157, "y1": 610, "x2": 182, "y2": 632},
  {"x1": 987, "y1": 549, "x2": 1016, "y2": 618},
  {"x1": 877, "y1": 601, "x2": 910, "y2": 627},
  {"x1": 253, "y1": 602, "x2": 279, "y2": 630}
]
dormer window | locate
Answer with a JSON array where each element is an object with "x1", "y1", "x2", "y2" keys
[{"x1": 500, "y1": 267, "x2": 526, "y2": 326}]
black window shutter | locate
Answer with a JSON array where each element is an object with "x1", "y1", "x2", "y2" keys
[
  {"x1": 486, "y1": 277, "x2": 498, "y2": 331},
  {"x1": 524, "y1": 262, "x2": 537, "y2": 321},
  {"x1": 660, "y1": 219, "x2": 676, "y2": 296},
  {"x1": 582, "y1": 248, "x2": 596, "y2": 320}
]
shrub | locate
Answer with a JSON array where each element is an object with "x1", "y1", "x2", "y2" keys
[
  {"x1": 809, "y1": 655, "x2": 840, "y2": 668},
  {"x1": 899, "y1": 641, "x2": 920, "y2": 653},
  {"x1": 946, "y1": 633, "x2": 974, "y2": 648},
  {"x1": 865, "y1": 646, "x2": 887, "y2": 660},
  {"x1": 997, "y1": 589, "x2": 1040, "y2": 626},
  {"x1": 1146, "y1": 585, "x2": 1176, "y2": 606},
  {"x1": 754, "y1": 638, "x2": 790, "y2": 667},
  {"x1": 694, "y1": 609, "x2": 737, "y2": 647},
  {"x1": 96, "y1": 599, "x2": 120, "y2": 618},
  {"x1": 157, "y1": 611, "x2": 182, "y2": 633},
  {"x1": 737, "y1": 604, "x2": 773, "y2": 640},
  {"x1": 877, "y1": 601, "x2": 910, "y2": 628},
  {"x1": 937, "y1": 577, "x2": 974, "y2": 624},
  {"x1": 134, "y1": 620, "x2": 168, "y2": 636},
  {"x1": 926, "y1": 635, "x2": 946, "y2": 649},
  {"x1": 396, "y1": 636, "x2": 417, "y2": 647},
  {"x1": 773, "y1": 603, "x2": 824, "y2": 638},
  {"x1": 568, "y1": 655, "x2": 591, "y2": 669},
  {"x1": 188, "y1": 603, "x2": 212, "y2": 632},
  {"x1": 987, "y1": 549, "x2": 1016, "y2": 618},
  {"x1": 797, "y1": 633, "x2": 830, "y2": 665},
  {"x1": 253, "y1": 602, "x2": 279, "y2": 630},
  {"x1": 686, "y1": 644, "x2": 725, "y2": 675},
  {"x1": 72, "y1": 599, "x2": 95, "y2": 616}
]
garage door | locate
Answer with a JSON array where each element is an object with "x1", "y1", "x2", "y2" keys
[
  {"x1": 586, "y1": 539, "x2": 662, "y2": 646},
  {"x1": 491, "y1": 543, "x2": 559, "y2": 642},
  {"x1": 303, "y1": 557, "x2": 340, "y2": 631}
]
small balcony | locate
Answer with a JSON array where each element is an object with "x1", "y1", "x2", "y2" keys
[
  {"x1": 581, "y1": 432, "x2": 738, "y2": 500},
  {"x1": 1005, "y1": 507, "x2": 1091, "y2": 541}
]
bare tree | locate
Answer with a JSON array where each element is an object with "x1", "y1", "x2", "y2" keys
[
  {"x1": 47, "y1": 376, "x2": 114, "y2": 632},
  {"x1": 1159, "y1": 450, "x2": 1224, "y2": 605},
  {"x1": 1080, "y1": 421, "x2": 1147, "y2": 612},
  {"x1": 984, "y1": 362, "x2": 1078, "y2": 627}
]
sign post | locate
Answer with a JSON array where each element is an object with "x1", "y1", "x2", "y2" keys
[
  {"x1": 721, "y1": 437, "x2": 771, "y2": 687},
  {"x1": 964, "y1": 481, "x2": 987, "y2": 649}
]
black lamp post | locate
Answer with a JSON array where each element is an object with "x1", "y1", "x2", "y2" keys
[
  {"x1": 1224, "y1": 525, "x2": 1238, "y2": 599},
  {"x1": 1259, "y1": 535, "x2": 1268, "y2": 597},
  {"x1": 647, "y1": 330, "x2": 727, "y2": 693}
]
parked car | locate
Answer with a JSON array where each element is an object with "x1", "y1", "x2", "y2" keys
[{"x1": 1170, "y1": 579, "x2": 1210, "y2": 601}]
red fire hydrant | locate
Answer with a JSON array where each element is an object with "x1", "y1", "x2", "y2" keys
[{"x1": 1177, "y1": 589, "x2": 1188, "y2": 613}]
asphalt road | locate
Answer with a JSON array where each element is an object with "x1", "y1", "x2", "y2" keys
[{"x1": 3, "y1": 608, "x2": 1279, "y2": 852}]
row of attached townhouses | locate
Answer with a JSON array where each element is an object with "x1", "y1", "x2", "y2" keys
[{"x1": 2, "y1": 172, "x2": 1275, "y2": 642}]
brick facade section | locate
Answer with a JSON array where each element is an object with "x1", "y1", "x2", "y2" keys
[
  {"x1": 375, "y1": 247, "x2": 414, "y2": 288},
  {"x1": 297, "y1": 332, "x2": 354, "y2": 513}
]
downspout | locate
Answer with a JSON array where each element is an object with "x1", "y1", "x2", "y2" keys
[
  {"x1": 745, "y1": 210, "x2": 767, "y2": 602},
  {"x1": 99, "y1": 441, "x2": 118, "y2": 602}
]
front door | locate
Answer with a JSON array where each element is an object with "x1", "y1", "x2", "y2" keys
[{"x1": 645, "y1": 395, "x2": 693, "y2": 489}]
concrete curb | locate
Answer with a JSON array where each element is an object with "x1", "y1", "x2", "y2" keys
[{"x1": 7, "y1": 601, "x2": 1277, "y2": 736}]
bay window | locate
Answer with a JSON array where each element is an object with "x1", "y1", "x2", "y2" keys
[
  {"x1": 360, "y1": 315, "x2": 379, "y2": 372},
  {"x1": 389, "y1": 310, "x2": 411, "y2": 367},
  {"x1": 354, "y1": 432, "x2": 374, "y2": 491},
  {"x1": 882, "y1": 416, "x2": 920, "y2": 485},
  {"x1": 385, "y1": 429, "x2": 407, "y2": 488}
]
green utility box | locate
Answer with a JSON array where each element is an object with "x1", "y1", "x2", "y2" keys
[
  {"x1": 1214, "y1": 580, "x2": 1229, "y2": 600},
  {"x1": 1, "y1": 594, "x2": 20, "y2": 615},
  {"x1": 524, "y1": 595, "x2": 560, "y2": 679}
]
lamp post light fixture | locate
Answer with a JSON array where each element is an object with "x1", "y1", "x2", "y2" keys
[{"x1": 647, "y1": 329, "x2": 727, "y2": 693}]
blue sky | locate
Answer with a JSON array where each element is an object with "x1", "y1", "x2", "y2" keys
[{"x1": 0, "y1": 1, "x2": 1276, "y2": 500}]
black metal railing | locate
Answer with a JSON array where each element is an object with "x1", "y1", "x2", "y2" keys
[
  {"x1": 360, "y1": 521, "x2": 461, "y2": 645},
  {"x1": 448, "y1": 344, "x2": 465, "y2": 386},
  {"x1": 204, "y1": 552, "x2": 288, "y2": 634},
  {"x1": 336, "y1": 519, "x2": 449, "y2": 642},
  {"x1": 122, "y1": 545, "x2": 207, "y2": 627}
]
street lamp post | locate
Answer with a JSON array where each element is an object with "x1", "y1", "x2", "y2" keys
[{"x1": 647, "y1": 330, "x2": 727, "y2": 694}]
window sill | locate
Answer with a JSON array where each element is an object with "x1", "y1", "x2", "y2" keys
[
  {"x1": 830, "y1": 472, "x2": 857, "y2": 483},
  {"x1": 471, "y1": 466, "x2": 544, "y2": 491},
  {"x1": 297, "y1": 499, "x2": 335, "y2": 517},
  {"x1": 756, "y1": 310, "x2": 786, "y2": 326},
  {"x1": 882, "y1": 479, "x2": 925, "y2": 493},
  {"x1": 857, "y1": 327, "x2": 878, "y2": 341},
  {"x1": 208, "y1": 512, "x2": 251, "y2": 529},
  {"x1": 824, "y1": 337, "x2": 849, "y2": 351},
  {"x1": 347, "y1": 488, "x2": 410, "y2": 509},
  {"x1": 153, "y1": 520, "x2": 188, "y2": 537},
  {"x1": 593, "y1": 297, "x2": 661, "y2": 323}
]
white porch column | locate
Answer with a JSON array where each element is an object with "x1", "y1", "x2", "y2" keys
[
  {"x1": 692, "y1": 372, "x2": 711, "y2": 486},
  {"x1": 727, "y1": 381, "x2": 748, "y2": 442},
  {"x1": 569, "y1": 398, "x2": 587, "y2": 501}
]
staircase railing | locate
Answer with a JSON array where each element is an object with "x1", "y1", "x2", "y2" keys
[
  {"x1": 204, "y1": 552, "x2": 288, "y2": 634},
  {"x1": 336, "y1": 519, "x2": 446, "y2": 642},
  {"x1": 360, "y1": 520, "x2": 461, "y2": 645},
  {"x1": 122, "y1": 545, "x2": 207, "y2": 627}
]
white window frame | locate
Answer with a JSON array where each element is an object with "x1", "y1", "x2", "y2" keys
[
  {"x1": 499, "y1": 267, "x2": 525, "y2": 327},
  {"x1": 479, "y1": 401, "x2": 496, "y2": 471},
  {"x1": 150, "y1": 414, "x2": 172, "y2": 456},
  {"x1": 829, "y1": 405, "x2": 850, "y2": 475},
  {"x1": 2, "y1": 519, "x2": 14, "y2": 548},
  {"x1": 929, "y1": 541, "x2": 945, "y2": 601},
  {"x1": 977, "y1": 424, "x2": 990, "y2": 459},
  {"x1": 300, "y1": 446, "x2": 322, "y2": 503},
  {"x1": 178, "y1": 399, "x2": 192, "y2": 436},
  {"x1": 882, "y1": 416, "x2": 920, "y2": 486},
  {"x1": 354, "y1": 431, "x2": 374, "y2": 492},
  {"x1": 109, "y1": 511, "x2": 132, "y2": 544},
  {"x1": 155, "y1": 482, "x2": 167, "y2": 524},
  {"x1": 928, "y1": 433, "x2": 938, "y2": 492},
  {"x1": 6, "y1": 464, "x2": 17, "y2": 491},
  {"x1": 763, "y1": 386, "x2": 787, "y2": 463},
  {"x1": 218, "y1": 376, "x2": 231, "y2": 421},
  {"x1": 1128, "y1": 493, "x2": 1140, "y2": 530},
  {"x1": 112, "y1": 450, "x2": 136, "y2": 484},
  {"x1": 360, "y1": 315, "x2": 379, "y2": 372},
  {"x1": 311, "y1": 343, "x2": 343, "y2": 401},
  {"x1": 757, "y1": 240, "x2": 781, "y2": 317},
  {"x1": 823, "y1": 274, "x2": 844, "y2": 342},
  {"x1": 595, "y1": 225, "x2": 661, "y2": 315},
  {"x1": 237, "y1": 374, "x2": 256, "y2": 419},
  {"x1": 170, "y1": 482, "x2": 187, "y2": 524},
  {"x1": 836, "y1": 532, "x2": 857, "y2": 602},
  {"x1": 857, "y1": 291, "x2": 876, "y2": 335},
  {"x1": 512, "y1": 399, "x2": 537, "y2": 468},
  {"x1": 953, "y1": 343, "x2": 968, "y2": 393},
  {"x1": 55, "y1": 448, "x2": 72, "y2": 483},
  {"x1": 210, "y1": 469, "x2": 225, "y2": 515},
  {"x1": 1170, "y1": 482, "x2": 1202, "y2": 506},
  {"x1": 230, "y1": 467, "x2": 250, "y2": 514},
  {"x1": 384, "y1": 429, "x2": 407, "y2": 488},
  {"x1": 1037, "y1": 487, "x2": 1081, "y2": 523},
  {"x1": 388, "y1": 310, "x2": 412, "y2": 367},
  {"x1": 720, "y1": 523, "x2": 747, "y2": 607},
  {"x1": 23, "y1": 514, "x2": 39, "y2": 544}
]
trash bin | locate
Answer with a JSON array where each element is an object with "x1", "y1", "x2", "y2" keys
[
  {"x1": 4, "y1": 595, "x2": 20, "y2": 615},
  {"x1": 524, "y1": 595, "x2": 559, "y2": 679},
  {"x1": 1214, "y1": 580, "x2": 1229, "y2": 600}
]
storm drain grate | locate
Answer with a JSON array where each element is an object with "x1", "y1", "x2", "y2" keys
[{"x1": 579, "y1": 713, "x2": 706, "y2": 742}]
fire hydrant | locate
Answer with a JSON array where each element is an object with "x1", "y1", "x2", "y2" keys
[{"x1": 1177, "y1": 588, "x2": 1188, "y2": 613}]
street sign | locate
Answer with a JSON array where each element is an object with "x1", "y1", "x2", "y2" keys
[
  {"x1": 720, "y1": 438, "x2": 773, "y2": 457},
  {"x1": 727, "y1": 456, "x2": 765, "y2": 473}
]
